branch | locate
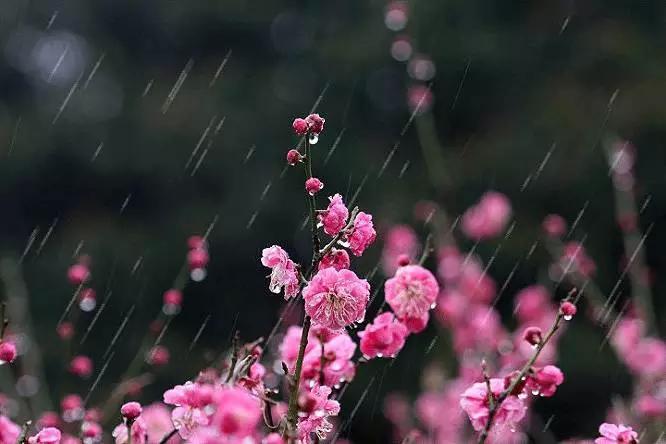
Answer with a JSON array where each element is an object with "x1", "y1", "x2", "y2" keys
[{"x1": 477, "y1": 302, "x2": 570, "y2": 443}]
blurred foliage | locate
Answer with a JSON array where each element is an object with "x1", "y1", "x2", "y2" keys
[{"x1": 0, "y1": 0, "x2": 664, "y2": 441}]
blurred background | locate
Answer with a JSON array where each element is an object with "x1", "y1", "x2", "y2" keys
[{"x1": 0, "y1": 0, "x2": 664, "y2": 442}]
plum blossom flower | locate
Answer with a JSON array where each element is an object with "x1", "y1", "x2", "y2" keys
[
  {"x1": 292, "y1": 118, "x2": 308, "y2": 136},
  {"x1": 347, "y1": 212, "x2": 376, "y2": 256},
  {"x1": 297, "y1": 385, "x2": 340, "y2": 443},
  {"x1": 112, "y1": 418, "x2": 147, "y2": 444},
  {"x1": 305, "y1": 177, "x2": 324, "y2": 196},
  {"x1": 0, "y1": 415, "x2": 21, "y2": 444},
  {"x1": 318, "y1": 248, "x2": 350, "y2": 271},
  {"x1": 141, "y1": 403, "x2": 180, "y2": 444},
  {"x1": 460, "y1": 378, "x2": 526, "y2": 433},
  {"x1": 163, "y1": 382, "x2": 214, "y2": 438},
  {"x1": 525, "y1": 365, "x2": 564, "y2": 397},
  {"x1": 319, "y1": 194, "x2": 349, "y2": 236},
  {"x1": 385, "y1": 265, "x2": 439, "y2": 324},
  {"x1": 210, "y1": 387, "x2": 261, "y2": 438},
  {"x1": 359, "y1": 312, "x2": 409, "y2": 359},
  {"x1": 120, "y1": 402, "x2": 142, "y2": 421},
  {"x1": 303, "y1": 268, "x2": 370, "y2": 330},
  {"x1": 28, "y1": 427, "x2": 62, "y2": 444},
  {"x1": 461, "y1": 192, "x2": 512, "y2": 240},
  {"x1": 281, "y1": 326, "x2": 357, "y2": 387},
  {"x1": 594, "y1": 423, "x2": 638, "y2": 444},
  {"x1": 261, "y1": 245, "x2": 300, "y2": 299},
  {"x1": 305, "y1": 113, "x2": 325, "y2": 134}
]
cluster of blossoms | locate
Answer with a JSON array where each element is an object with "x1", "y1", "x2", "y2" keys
[
  {"x1": 380, "y1": 178, "x2": 658, "y2": 443},
  {"x1": 0, "y1": 110, "x2": 658, "y2": 444}
]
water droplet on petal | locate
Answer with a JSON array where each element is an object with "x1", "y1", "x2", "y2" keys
[{"x1": 564, "y1": 315, "x2": 573, "y2": 321}]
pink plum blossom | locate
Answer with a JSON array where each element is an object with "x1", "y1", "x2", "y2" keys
[
  {"x1": 347, "y1": 212, "x2": 376, "y2": 256},
  {"x1": 460, "y1": 378, "x2": 526, "y2": 433},
  {"x1": 210, "y1": 387, "x2": 261, "y2": 438},
  {"x1": 0, "y1": 416, "x2": 21, "y2": 444},
  {"x1": 29, "y1": 427, "x2": 62, "y2": 444},
  {"x1": 461, "y1": 192, "x2": 512, "y2": 240},
  {"x1": 303, "y1": 268, "x2": 370, "y2": 330},
  {"x1": 261, "y1": 245, "x2": 300, "y2": 299},
  {"x1": 594, "y1": 423, "x2": 638, "y2": 444},
  {"x1": 318, "y1": 248, "x2": 350, "y2": 271},
  {"x1": 525, "y1": 365, "x2": 564, "y2": 397},
  {"x1": 297, "y1": 385, "x2": 340, "y2": 443},
  {"x1": 358, "y1": 312, "x2": 409, "y2": 359},
  {"x1": 319, "y1": 194, "x2": 349, "y2": 236},
  {"x1": 385, "y1": 265, "x2": 439, "y2": 322}
]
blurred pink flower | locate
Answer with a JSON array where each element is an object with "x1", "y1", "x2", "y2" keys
[{"x1": 358, "y1": 312, "x2": 409, "y2": 359}]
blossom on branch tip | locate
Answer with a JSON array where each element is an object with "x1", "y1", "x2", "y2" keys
[
  {"x1": 292, "y1": 118, "x2": 309, "y2": 136},
  {"x1": 305, "y1": 113, "x2": 325, "y2": 135},
  {"x1": 120, "y1": 402, "x2": 142, "y2": 421}
]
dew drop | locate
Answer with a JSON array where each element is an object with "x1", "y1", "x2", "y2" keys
[
  {"x1": 376, "y1": 353, "x2": 383, "y2": 358},
  {"x1": 564, "y1": 315, "x2": 573, "y2": 321},
  {"x1": 309, "y1": 134, "x2": 319, "y2": 145},
  {"x1": 79, "y1": 297, "x2": 96, "y2": 312},
  {"x1": 191, "y1": 268, "x2": 207, "y2": 282},
  {"x1": 430, "y1": 303, "x2": 437, "y2": 309},
  {"x1": 531, "y1": 389, "x2": 540, "y2": 396}
]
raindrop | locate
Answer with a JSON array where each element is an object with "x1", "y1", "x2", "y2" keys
[
  {"x1": 16, "y1": 375, "x2": 39, "y2": 397},
  {"x1": 376, "y1": 353, "x2": 383, "y2": 358},
  {"x1": 190, "y1": 268, "x2": 207, "y2": 282},
  {"x1": 564, "y1": 315, "x2": 573, "y2": 321},
  {"x1": 79, "y1": 297, "x2": 96, "y2": 312},
  {"x1": 430, "y1": 303, "x2": 437, "y2": 309},
  {"x1": 531, "y1": 389, "x2": 540, "y2": 396},
  {"x1": 308, "y1": 133, "x2": 319, "y2": 145},
  {"x1": 162, "y1": 304, "x2": 181, "y2": 316}
]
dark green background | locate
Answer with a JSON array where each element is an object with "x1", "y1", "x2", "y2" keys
[{"x1": 0, "y1": 0, "x2": 664, "y2": 442}]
